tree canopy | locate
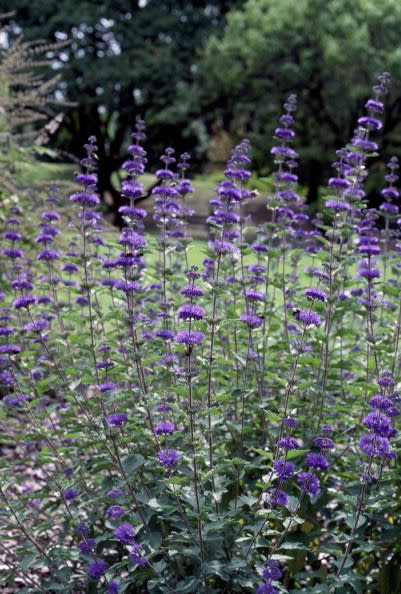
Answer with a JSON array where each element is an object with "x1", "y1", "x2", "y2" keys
[
  {"x1": 4, "y1": 0, "x2": 401, "y2": 207},
  {"x1": 3, "y1": 1, "x2": 243, "y2": 213},
  {"x1": 200, "y1": 0, "x2": 401, "y2": 200}
]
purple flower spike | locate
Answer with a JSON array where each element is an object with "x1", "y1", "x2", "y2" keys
[
  {"x1": 4, "y1": 393, "x2": 29, "y2": 406},
  {"x1": 369, "y1": 395, "x2": 393, "y2": 411},
  {"x1": 362, "y1": 412, "x2": 393, "y2": 437}
]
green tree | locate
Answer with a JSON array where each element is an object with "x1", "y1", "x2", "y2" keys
[
  {"x1": 4, "y1": 1, "x2": 243, "y2": 218},
  {"x1": 0, "y1": 25, "x2": 67, "y2": 194},
  {"x1": 200, "y1": 0, "x2": 401, "y2": 201}
]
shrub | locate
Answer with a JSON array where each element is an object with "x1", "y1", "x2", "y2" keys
[{"x1": 0, "y1": 74, "x2": 400, "y2": 593}]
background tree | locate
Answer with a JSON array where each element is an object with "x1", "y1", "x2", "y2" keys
[
  {"x1": 3, "y1": 1, "x2": 244, "y2": 219},
  {"x1": 199, "y1": 0, "x2": 401, "y2": 202},
  {"x1": 0, "y1": 17, "x2": 69, "y2": 194}
]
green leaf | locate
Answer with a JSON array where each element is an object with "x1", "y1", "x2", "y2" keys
[
  {"x1": 265, "y1": 410, "x2": 282, "y2": 422},
  {"x1": 279, "y1": 541, "x2": 308, "y2": 550},
  {"x1": 286, "y1": 449, "x2": 309, "y2": 460},
  {"x1": 346, "y1": 513, "x2": 367, "y2": 530},
  {"x1": 203, "y1": 560, "x2": 229, "y2": 580},
  {"x1": 251, "y1": 447, "x2": 273, "y2": 459},
  {"x1": 174, "y1": 577, "x2": 201, "y2": 593},
  {"x1": 122, "y1": 454, "x2": 144, "y2": 474},
  {"x1": 19, "y1": 554, "x2": 37, "y2": 570}
]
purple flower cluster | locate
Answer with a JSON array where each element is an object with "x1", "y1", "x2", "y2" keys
[
  {"x1": 298, "y1": 426, "x2": 334, "y2": 496},
  {"x1": 113, "y1": 522, "x2": 147, "y2": 566},
  {"x1": 360, "y1": 373, "x2": 398, "y2": 461},
  {"x1": 380, "y1": 156, "x2": 400, "y2": 216},
  {"x1": 2, "y1": 211, "x2": 25, "y2": 262},
  {"x1": 293, "y1": 308, "x2": 321, "y2": 327},
  {"x1": 106, "y1": 505, "x2": 125, "y2": 519},
  {"x1": 208, "y1": 140, "x2": 252, "y2": 257},
  {"x1": 175, "y1": 266, "x2": 205, "y2": 349},
  {"x1": 1, "y1": 70, "x2": 400, "y2": 594},
  {"x1": 100, "y1": 119, "x2": 148, "y2": 325},
  {"x1": 326, "y1": 74, "x2": 390, "y2": 215},
  {"x1": 107, "y1": 413, "x2": 128, "y2": 428},
  {"x1": 157, "y1": 448, "x2": 180, "y2": 469},
  {"x1": 70, "y1": 137, "x2": 100, "y2": 208},
  {"x1": 155, "y1": 420, "x2": 175, "y2": 435},
  {"x1": 114, "y1": 522, "x2": 136, "y2": 544},
  {"x1": 257, "y1": 559, "x2": 282, "y2": 594},
  {"x1": 264, "y1": 420, "x2": 334, "y2": 522},
  {"x1": 87, "y1": 558, "x2": 109, "y2": 580},
  {"x1": 270, "y1": 94, "x2": 313, "y2": 249}
]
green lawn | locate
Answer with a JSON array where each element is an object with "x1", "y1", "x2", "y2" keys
[{"x1": 19, "y1": 160, "x2": 76, "y2": 185}]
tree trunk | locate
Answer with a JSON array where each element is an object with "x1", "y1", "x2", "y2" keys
[{"x1": 306, "y1": 159, "x2": 322, "y2": 205}]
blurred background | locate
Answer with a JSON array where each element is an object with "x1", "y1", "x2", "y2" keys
[{"x1": 1, "y1": 0, "x2": 401, "y2": 224}]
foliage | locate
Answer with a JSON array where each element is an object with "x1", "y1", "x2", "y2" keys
[
  {"x1": 0, "y1": 18, "x2": 71, "y2": 195},
  {"x1": 200, "y1": 0, "x2": 401, "y2": 200},
  {"x1": 1, "y1": 1, "x2": 244, "y2": 210},
  {"x1": 1, "y1": 75, "x2": 401, "y2": 594}
]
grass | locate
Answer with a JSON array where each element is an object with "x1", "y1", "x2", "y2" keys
[{"x1": 19, "y1": 160, "x2": 76, "y2": 185}]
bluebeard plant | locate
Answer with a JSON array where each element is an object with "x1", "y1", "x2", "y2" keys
[{"x1": 1, "y1": 72, "x2": 400, "y2": 594}]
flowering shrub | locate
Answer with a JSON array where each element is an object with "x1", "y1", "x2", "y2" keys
[{"x1": 1, "y1": 73, "x2": 401, "y2": 593}]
